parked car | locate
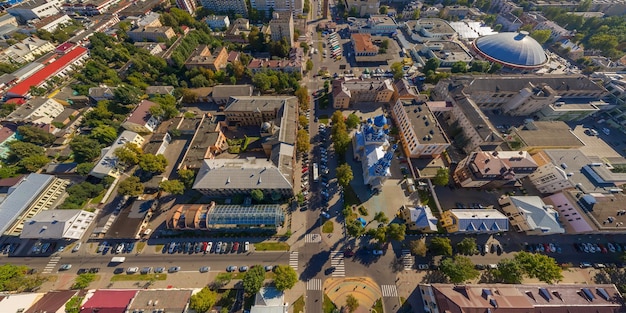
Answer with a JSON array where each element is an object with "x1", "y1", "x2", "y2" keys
[
  {"x1": 127, "y1": 267, "x2": 139, "y2": 274},
  {"x1": 72, "y1": 242, "x2": 81, "y2": 253},
  {"x1": 264, "y1": 265, "x2": 274, "y2": 272},
  {"x1": 59, "y1": 264, "x2": 72, "y2": 271},
  {"x1": 140, "y1": 267, "x2": 152, "y2": 274},
  {"x1": 216, "y1": 242, "x2": 222, "y2": 254},
  {"x1": 232, "y1": 242, "x2": 240, "y2": 253},
  {"x1": 89, "y1": 268, "x2": 100, "y2": 273},
  {"x1": 199, "y1": 266, "x2": 210, "y2": 273},
  {"x1": 372, "y1": 250, "x2": 384, "y2": 255},
  {"x1": 239, "y1": 266, "x2": 249, "y2": 272},
  {"x1": 244, "y1": 241, "x2": 250, "y2": 252},
  {"x1": 227, "y1": 266, "x2": 237, "y2": 272},
  {"x1": 114, "y1": 267, "x2": 125, "y2": 274},
  {"x1": 168, "y1": 266, "x2": 180, "y2": 273}
]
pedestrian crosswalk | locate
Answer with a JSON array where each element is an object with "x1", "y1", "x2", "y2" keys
[
  {"x1": 307, "y1": 279, "x2": 322, "y2": 290},
  {"x1": 289, "y1": 252, "x2": 299, "y2": 271},
  {"x1": 330, "y1": 250, "x2": 345, "y2": 277},
  {"x1": 305, "y1": 233, "x2": 322, "y2": 243},
  {"x1": 401, "y1": 249, "x2": 414, "y2": 271},
  {"x1": 381, "y1": 284, "x2": 398, "y2": 297},
  {"x1": 43, "y1": 256, "x2": 61, "y2": 274}
]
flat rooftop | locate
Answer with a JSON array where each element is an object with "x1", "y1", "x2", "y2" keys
[
  {"x1": 414, "y1": 18, "x2": 456, "y2": 34},
  {"x1": 401, "y1": 101, "x2": 449, "y2": 144},
  {"x1": 105, "y1": 199, "x2": 153, "y2": 239},
  {"x1": 512, "y1": 121, "x2": 583, "y2": 149},
  {"x1": 423, "y1": 40, "x2": 473, "y2": 63}
]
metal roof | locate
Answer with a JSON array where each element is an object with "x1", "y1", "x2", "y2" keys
[
  {"x1": 206, "y1": 204, "x2": 284, "y2": 227},
  {"x1": 193, "y1": 158, "x2": 293, "y2": 191},
  {"x1": 474, "y1": 31, "x2": 547, "y2": 68},
  {"x1": 0, "y1": 174, "x2": 54, "y2": 235}
]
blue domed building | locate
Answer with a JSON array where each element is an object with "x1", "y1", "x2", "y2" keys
[
  {"x1": 472, "y1": 31, "x2": 548, "y2": 70},
  {"x1": 352, "y1": 114, "x2": 396, "y2": 192}
]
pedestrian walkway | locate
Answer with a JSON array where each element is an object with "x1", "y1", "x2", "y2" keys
[
  {"x1": 307, "y1": 279, "x2": 322, "y2": 290},
  {"x1": 305, "y1": 233, "x2": 322, "y2": 243},
  {"x1": 43, "y1": 256, "x2": 61, "y2": 274},
  {"x1": 290, "y1": 252, "x2": 299, "y2": 271},
  {"x1": 330, "y1": 250, "x2": 345, "y2": 277},
  {"x1": 401, "y1": 249, "x2": 414, "y2": 271},
  {"x1": 381, "y1": 284, "x2": 398, "y2": 297}
]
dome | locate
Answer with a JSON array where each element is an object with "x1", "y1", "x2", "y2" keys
[
  {"x1": 261, "y1": 122, "x2": 271, "y2": 131},
  {"x1": 473, "y1": 31, "x2": 547, "y2": 69},
  {"x1": 373, "y1": 115, "x2": 387, "y2": 127}
]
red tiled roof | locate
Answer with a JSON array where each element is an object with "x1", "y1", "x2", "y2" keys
[
  {"x1": 7, "y1": 46, "x2": 88, "y2": 98},
  {"x1": 125, "y1": 99, "x2": 157, "y2": 125},
  {"x1": 55, "y1": 42, "x2": 75, "y2": 54},
  {"x1": 5, "y1": 98, "x2": 26, "y2": 105},
  {"x1": 80, "y1": 290, "x2": 137, "y2": 313}
]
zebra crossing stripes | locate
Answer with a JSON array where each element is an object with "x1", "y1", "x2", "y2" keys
[
  {"x1": 289, "y1": 252, "x2": 299, "y2": 271},
  {"x1": 305, "y1": 233, "x2": 322, "y2": 243},
  {"x1": 330, "y1": 250, "x2": 345, "y2": 277},
  {"x1": 307, "y1": 279, "x2": 322, "y2": 290},
  {"x1": 401, "y1": 249, "x2": 414, "y2": 270},
  {"x1": 381, "y1": 284, "x2": 398, "y2": 297},
  {"x1": 43, "y1": 256, "x2": 61, "y2": 274}
]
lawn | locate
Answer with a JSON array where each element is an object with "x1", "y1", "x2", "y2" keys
[
  {"x1": 110, "y1": 274, "x2": 167, "y2": 282},
  {"x1": 319, "y1": 114, "x2": 329, "y2": 125},
  {"x1": 254, "y1": 242, "x2": 290, "y2": 251},
  {"x1": 323, "y1": 294, "x2": 337, "y2": 313},
  {"x1": 89, "y1": 191, "x2": 105, "y2": 204},
  {"x1": 293, "y1": 295, "x2": 305, "y2": 313},
  {"x1": 242, "y1": 136, "x2": 260, "y2": 151},
  {"x1": 322, "y1": 220, "x2": 334, "y2": 233},
  {"x1": 372, "y1": 298, "x2": 383, "y2": 313}
]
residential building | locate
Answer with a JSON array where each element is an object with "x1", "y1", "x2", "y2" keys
[
  {"x1": 24, "y1": 290, "x2": 78, "y2": 313},
  {"x1": 51, "y1": 108, "x2": 79, "y2": 127},
  {"x1": 251, "y1": 0, "x2": 303, "y2": 16},
  {"x1": 559, "y1": 39, "x2": 584, "y2": 60},
  {"x1": 223, "y1": 18, "x2": 251, "y2": 43},
  {"x1": 0, "y1": 14, "x2": 18, "y2": 28},
  {"x1": 440, "y1": 209, "x2": 509, "y2": 233},
  {"x1": 507, "y1": 121, "x2": 584, "y2": 152},
  {"x1": 528, "y1": 152, "x2": 573, "y2": 194},
  {"x1": 90, "y1": 131, "x2": 145, "y2": 179},
  {"x1": 145, "y1": 85, "x2": 174, "y2": 96},
  {"x1": 62, "y1": 0, "x2": 121, "y2": 15},
  {"x1": 332, "y1": 78, "x2": 394, "y2": 109},
  {"x1": 248, "y1": 58, "x2": 302, "y2": 74},
  {"x1": 445, "y1": 95, "x2": 503, "y2": 153},
  {"x1": 185, "y1": 45, "x2": 229, "y2": 71},
  {"x1": 30, "y1": 13, "x2": 72, "y2": 32},
  {"x1": 200, "y1": 0, "x2": 248, "y2": 16},
  {"x1": 80, "y1": 290, "x2": 138, "y2": 313},
  {"x1": 133, "y1": 42, "x2": 164, "y2": 55},
  {"x1": 399, "y1": 204, "x2": 438, "y2": 232},
  {"x1": 251, "y1": 287, "x2": 288, "y2": 313},
  {"x1": 269, "y1": 13, "x2": 294, "y2": 45},
  {"x1": 352, "y1": 115, "x2": 396, "y2": 192},
  {"x1": 142, "y1": 131, "x2": 172, "y2": 156},
  {"x1": 390, "y1": 99, "x2": 450, "y2": 158},
  {"x1": 393, "y1": 79, "x2": 420, "y2": 102},
  {"x1": 126, "y1": 290, "x2": 192, "y2": 313},
  {"x1": 181, "y1": 114, "x2": 227, "y2": 168},
  {"x1": 498, "y1": 195, "x2": 565, "y2": 234},
  {"x1": 7, "y1": 0, "x2": 63, "y2": 22},
  {"x1": 453, "y1": 151, "x2": 538, "y2": 188},
  {"x1": 404, "y1": 18, "x2": 456, "y2": 43},
  {"x1": 206, "y1": 15, "x2": 230, "y2": 29},
  {"x1": 167, "y1": 202, "x2": 285, "y2": 230},
  {"x1": 88, "y1": 85, "x2": 116, "y2": 102},
  {"x1": 420, "y1": 283, "x2": 622, "y2": 313},
  {"x1": 5, "y1": 97, "x2": 64, "y2": 124},
  {"x1": 20, "y1": 209, "x2": 95, "y2": 240},
  {"x1": 0, "y1": 37, "x2": 55, "y2": 64},
  {"x1": 127, "y1": 26, "x2": 176, "y2": 42},
  {"x1": 0, "y1": 293, "x2": 44, "y2": 313},
  {"x1": 5, "y1": 46, "x2": 89, "y2": 99},
  {"x1": 496, "y1": 11, "x2": 523, "y2": 31},
  {"x1": 345, "y1": 0, "x2": 380, "y2": 16},
  {"x1": 121, "y1": 99, "x2": 160, "y2": 133},
  {"x1": 351, "y1": 33, "x2": 378, "y2": 57},
  {"x1": 136, "y1": 11, "x2": 161, "y2": 27},
  {"x1": 175, "y1": 0, "x2": 196, "y2": 15},
  {"x1": 349, "y1": 15, "x2": 397, "y2": 35},
  {"x1": 105, "y1": 199, "x2": 155, "y2": 239},
  {"x1": 534, "y1": 20, "x2": 573, "y2": 41},
  {"x1": 0, "y1": 173, "x2": 70, "y2": 236}
]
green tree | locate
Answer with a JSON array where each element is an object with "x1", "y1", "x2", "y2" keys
[
  {"x1": 373, "y1": 211, "x2": 389, "y2": 224},
  {"x1": 423, "y1": 58, "x2": 440, "y2": 73},
  {"x1": 514, "y1": 251, "x2": 563, "y2": 283},
  {"x1": 439, "y1": 255, "x2": 479, "y2": 283},
  {"x1": 243, "y1": 265, "x2": 265, "y2": 295},
  {"x1": 7, "y1": 141, "x2": 45, "y2": 162},
  {"x1": 492, "y1": 258, "x2": 524, "y2": 284},
  {"x1": 20, "y1": 155, "x2": 49, "y2": 172},
  {"x1": 346, "y1": 294, "x2": 359, "y2": 312},
  {"x1": 346, "y1": 218, "x2": 365, "y2": 237},
  {"x1": 114, "y1": 142, "x2": 143, "y2": 166},
  {"x1": 386, "y1": 223, "x2": 406, "y2": 241},
  {"x1": 336, "y1": 163, "x2": 353, "y2": 188},
  {"x1": 410, "y1": 239, "x2": 428, "y2": 257},
  {"x1": 306, "y1": 59, "x2": 313, "y2": 72},
  {"x1": 390, "y1": 62, "x2": 404, "y2": 80},
  {"x1": 70, "y1": 136, "x2": 103, "y2": 163},
  {"x1": 530, "y1": 29, "x2": 552, "y2": 45},
  {"x1": 251, "y1": 189, "x2": 264, "y2": 202},
  {"x1": 139, "y1": 154, "x2": 168, "y2": 173},
  {"x1": 273, "y1": 265, "x2": 297, "y2": 291},
  {"x1": 17, "y1": 125, "x2": 55, "y2": 146},
  {"x1": 373, "y1": 225, "x2": 387, "y2": 242},
  {"x1": 76, "y1": 162, "x2": 95, "y2": 176},
  {"x1": 294, "y1": 86, "x2": 310, "y2": 107},
  {"x1": 89, "y1": 125, "x2": 118, "y2": 145},
  {"x1": 451, "y1": 61, "x2": 468, "y2": 73},
  {"x1": 345, "y1": 113, "x2": 360, "y2": 129},
  {"x1": 456, "y1": 237, "x2": 477, "y2": 255},
  {"x1": 71, "y1": 273, "x2": 96, "y2": 289},
  {"x1": 159, "y1": 179, "x2": 185, "y2": 195},
  {"x1": 178, "y1": 169, "x2": 196, "y2": 188},
  {"x1": 432, "y1": 167, "x2": 449, "y2": 186},
  {"x1": 379, "y1": 6, "x2": 388, "y2": 14},
  {"x1": 118, "y1": 176, "x2": 144, "y2": 197},
  {"x1": 299, "y1": 115, "x2": 309, "y2": 128},
  {"x1": 189, "y1": 287, "x2": 218, "y2": 313},
  {"x1": 65, "y1": 296, "x2": 83, "y2": 313},
  {"x1": 296, "y1": 129, "x2": 310, "y2": 153},
  {"x1": 430, "y1": 237, "x2": 452, "y2": 256}
]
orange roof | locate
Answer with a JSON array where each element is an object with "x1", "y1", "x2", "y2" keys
[{"x1": 351, "y1": 33, "x2": 377, "y2": 53}]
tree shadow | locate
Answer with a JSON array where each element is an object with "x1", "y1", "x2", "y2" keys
[
  {"x1": 300, "y1": 250, "x2": 331, "y2": 281},
  {"x1": 419, "y1": 271, "x2": 448, "y2": 283}
]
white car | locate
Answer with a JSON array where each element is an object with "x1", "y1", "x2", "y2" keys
[
  {"x1": 206, "y1": 242, "x2": 213, "y2": 253},
  {"x1": 216, "y1": 242, "x2": 222, "y2": 254},
  {"x1": 244, "y1": 241, "x2": 250, "y2": 252},
  {"x1": 127, "y1": 267, "x2": 139, "y2": 274},
  {"x1": 72, "y1": 242, "x2": 81, "y2": 253}
]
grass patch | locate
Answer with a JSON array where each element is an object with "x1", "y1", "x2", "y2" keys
[
  {"x1": 323, "y1": 294, "x2": 337, "y2": 313},
  {"x1": 372, "y1": 298, "x2": 383, "y2": 313},
  {"x1": 89, "y1": 191, "x2": 105, "y2": 204},
  {"x1": 293, "y1": 295, "x2": 305, "y2": 313},
  {"x1": 254, "y1": 242, "x2": 290, "y2": 251},
  {"x1": 184, "y1": 111, "x2": 196, "y2": 118},
  {"x1": 110, "y1": 274, "x2": 167, "y2": 282},
  {"x1": 242, "y1": 136, "x2": 260, "y2": 151},
  {"x1": 319, "y1": 114, "x2": 329, "y2": 124},
  {"x1": 418, "y1": 189, "x2": 439, "y2": 215},
  {"x1": 322, "y1": 220, "x2": 334, "y2": 233},
  {"x1": 400, "y1": 297, "x2": 406, "y2": 305}
]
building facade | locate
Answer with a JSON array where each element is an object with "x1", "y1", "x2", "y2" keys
[
  {"x1": 206, "y1": 15, "x2": 230, "y2": 29},
  {"x1": 128, "y1": 26, "x2": 176, "y2": 42},
  {"x1": 175, "y1": 0, "x2": 197, "y2": 15},
  {"x1": 7, "y1": 0, "x2": 62, "y2": 22},
  {"x1": 251, "y1": 0, "x2": 303, "y2": 16},
  {"x1": 90, "y1": 131, "x2": 145, "y2": 179},
  {"x1": 185, "y1": 45, "x2": 229, "y2": 71},
  {"x1": 332, "y1": 78, "x2": 394, "y2": 109},
  {"x1": 5, "y1": 97, "x2": 64, "y2": 124},
  {"x1": 20, "y1": 209, "x2": 95, "y2": 240},
  {"x1": 352, "y1": 115, "x2": 395, "y2": 192},
  {"x1": 269, "y1": 13, "x2": 294, "y2": 45},
  {"x1": 390, "y1": 99, "x2": 450, "y2": 158},
  {"x1": 121, "y1": 100, "x2": 160, "y2": 133},
  {"x1": 200, "y1": 0, "x2": 248, "y2": 16}
]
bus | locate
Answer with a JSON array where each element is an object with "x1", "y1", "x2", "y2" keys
[{"x1": 312, "y1": 163, "x2": 319, "y2": 182}]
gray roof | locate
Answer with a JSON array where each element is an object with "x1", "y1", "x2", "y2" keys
[
  {"x1": 508, "y1": 196, "x2": 565, "y2": 233},
  {"x1": 145, "y1": 85, "x2": 174, "y2": 95},
  {"x1": 211, "y1": 84, "x2": 253, "y2": 99},
  {"x1": 0, "y1": 174, "x2": 54, "y2": 235},
  {"x1": 448, "y1": 209, "x2": 509, "y2": 233},
  {"x1": 251, "y1": 287, "x2": 285, "y2": 313},
  {"x1": 400, "y1": 101, "x2": 449, "y2": 145},
  {"x1": 128, "y1": 290, "x2": 191, "y2": 311},
  {"x1": 453, "y1": 95, "x2": 502, "y2": 143},
  {"x1": 193, "y1": 157, "x2": 293, "y2": 191},
  {"x1": 90, "y1": 131, "x2": 143, "y2": 178},
  {"x1": 224, "y1": 96, "x2": 293, "y2": 113},
  {"x1": 463, "y1": 75, "x2": 604, "y2": 94},
  {"x1": 20, "y1": 209, "x2": 87, "y2": 239},
  {"x1": 474, "y1": 31, "x2": 547, "y2": 67}
]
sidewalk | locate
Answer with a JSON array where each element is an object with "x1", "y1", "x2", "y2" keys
[{"x1": 324, "y1": 277, "x2": 382, "y2": 313}]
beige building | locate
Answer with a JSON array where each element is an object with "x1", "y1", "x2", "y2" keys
[
  {"x1": 128, "y1": 26, "x2": 176, "y2": 42},
  {"x1": 332, "y1": 78, "x2": 394, "y2": 109},
  {"x1": 345, "y1": 0, "x2": 379, "y2": 16},
  {"x1": 528, "y1": 151, "x2": 573, "y2": 194},
  {"x1": 250, "y1": 0, "x2": 303, "y2": 16},
  {"x1": 269, "y1": 13, "x2": 294, "y2": 45},
  {"x1": 184, "y1": 45, "x2": 229, "y2": 71},
  {"x1": 448, "y1": 95, "x2": 503, "y2": 153},
  {"x1": 390, "y1": 99, "x2": 449, "y2": 158},
  {"x1": 5, "y1": 97, "x2": 64, "y2": 125},
  {"x1": 498, "y1": 195, "x2": 565, "y2": 235},
  {"x1": 453, "y1": 150, "x2": 538, "y2": 188},
  {"x1": 0, "y1": 37, "x2": 55, "y2": 63}
]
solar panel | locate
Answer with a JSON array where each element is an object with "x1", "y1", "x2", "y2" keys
[
  {"x1": 597, "y1": 288, "x2": 610, "y2": 300},
  {"x1": 582, "y1": 288, "x2": 595, "y2": 301}
]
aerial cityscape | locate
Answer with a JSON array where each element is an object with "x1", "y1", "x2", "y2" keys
[{"x1": 0, "y1": 0, "x2": 623, "y2": 312}]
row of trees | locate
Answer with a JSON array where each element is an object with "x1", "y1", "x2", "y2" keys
[
  {"x1": 252, "y1": 70, "x2": 302, "y2": 93},
  {"x1": 0, "y1": 263, "x2": 46, "y2": 292}
]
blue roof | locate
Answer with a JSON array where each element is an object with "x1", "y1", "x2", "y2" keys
[
  {"x1": 0, "y1": 174, "x2": 55, "y2": 235},
  {"x1": 475, "y1": 31, "x2": 547, "y2": 67}
]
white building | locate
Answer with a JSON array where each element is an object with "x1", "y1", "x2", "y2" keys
[
  {"x1": 20, "y1": 209, "x2": 95, "y2": 240},
  {"x1": 390, "y1": 99, "x2": 450, "y2": 158},
  {"x1": 528, "y1": 161, "x2": 573, "y2": 194},
  {"x1": 31, "y1": 13, "x2": 72, "y2": 32},
  {"x1": 90, "y1": 131, "x2": 145, "y2": 179},
  {"x1": 352, "y1": 115, "x2": 396, "y2": 192},
  {"x1": 5, "y1": 97, "x2": 64, "y2": 124},
  {"x1": 7, "y1": 0, "x2": 63, "y2": 22},
  {"x1": 498, "y1": 195, "x2": 565, "y2": 235},
  {"x1": 0, "y1": 37, "x2": 55, "y2": 64},
  {"x1": 206, "y1": 15, "x2": 230, "y2": 30},
  {"x1": 121, "y1": 100, "x2": 160, "y2": 133}
]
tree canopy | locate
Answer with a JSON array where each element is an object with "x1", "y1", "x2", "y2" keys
[
  {"x1": 17, "y1": 125, "x2": 55, "y2": 146},
  {"x1": 432, "y1": 167, "x2": 449, "y2": 186},
  {"x1": 410, "y1": 239, "x2": 428, "y2": 257},
  {"x1": 139, "y1": 154, "x2": 168, "y2": 174},
  {"x1": 251, "y1": 189, "x2": 264, "y2": 202},
  {"x1": 345, "y1": 113, "x2": 360, "y2": 129},
  {"x1": 159, "y1": 179, "x2": 185, "y2": 195},
  {"x1": 117, "y1": 176, "x2": 144, "y2": 197},
  {"x1": 457, "y1": 237, "x2": 477, "y2": 255},
  {"x1": 189, "y1": 287, "x2": 218, "y2": 313},
  {"x1": 439, "y1": 255, "x2": 480, "y2": 283},
  {"x1": 243, "y1": 265, "x2": 265, "y2": 295},
  {"x1": 492, "y1": 258, "x2": 524, "y2": 284},
  {"x1": 273, "y1": 265, "x2": 297, "y2": 291},
  {"x1": 430, "y1": 237, "x2": 452, "y2": 256},
  {"x1": 514, "y1": 251, "x2": 563, "y2": 283},
  {"x1": 336, "y1": 163, "x2": 353, "y2": 188},
  {"x1": 70, "y1": 136, "x2": 103, "y2": 163}
]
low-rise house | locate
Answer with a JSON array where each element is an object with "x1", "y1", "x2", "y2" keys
[
  {"x1": 51, "y1": 108, "x2": 78, "y2": 127},
  {"x1": 90, "y1": 131, "x2": 145, "y2": 179},
  {"x1": 20, "y1": 209, "x2": 95, "y2": 240},
  {"x1": 210, "y1": 84, "x2": 253, "y2": 104},
  {"x1": 4, "y1": 97, "x2": 64, "y2": 124},
  {"x1": 30, "y1": 13, "x2": 72, "y2": 32},
  {"x1": 24, "y1": 290, "x2": 78, "y2": 313},
  {"x1": 80, "y1": 290, "x2": 138, "y2": 313},
  {"x1": 399, "y1": 204, "x2": 438, "y2": 232},
  {"x1": 127, "y1": 289, "x2": 192, "y2": 313},
  {"x1": 121, "y1": 99, "x2": 160, "y2": 133},
  {"x1": 440, "y1": 209, "x2": 509, "y2": 233},
  {"x1": 133, "y1": 42, "x2": 164, "y2": 55},
  {"x1": 0, "y1": 37, "x2": 55, "y2": 63},
  {"x1": 453, "y1": 150, "x2": 538, "y2": 188},
  {"x1": 0, "y1": 293, "x2": 44, "y2": 313},
  {"x1": 498, "y1": 195, "x2": 565, "y2": 235},
  {"x1": 251, "y1": 287, "x2": 288, "y2": 313},
  {"x1": 88, "y1": 86, "x2": 116, "y2": 103},
  {"x1": 223, "y1": 18, "x2": 250, "y2": 43},
  {"x1": 128, "y1": 26, "x2": 176, "y2": 42},
  {"x1": 248, "y1": 58, "x2": 302, "y2": 74},
  {"x1": 145, "y1": 85, "x2": 174, "y2": 96},
  {"x1": 184, "y1": 45, "x2": 229, "y2": 71}
]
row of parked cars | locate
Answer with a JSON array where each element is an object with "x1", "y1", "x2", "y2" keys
[
  {"x1": 165, "y1": 241, "x2": 250, "y2": 254},
  {"x1": 574, "y1": 242, "x2": 624, "y2": 254},
  {"x1": 98, "y1": 241, "x2": 135, "y2": 255},
  {"x1": 525, "y1": 243, "x2": 562, "y2": 253}
]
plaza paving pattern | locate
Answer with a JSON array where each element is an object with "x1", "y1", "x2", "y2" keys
[{"x1": 324, "y1": 277, "x2": 382, "y2": 313}]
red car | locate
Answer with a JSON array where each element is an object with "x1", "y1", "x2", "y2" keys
[
  {"x1": 202, "y1": 242, "x2": 208, "y2": 253},
  {"x1": 598, "y1": 243, "x2": 608, "y2": 253},
  {"x1": 344, "y1": 249, "x2": 355, "y2": 257},
  {"x1": 232, "y1": 242, "x2": 240, "y2": 253},
  {"x1": 302, "y1": 167, "x2": 309, "y2": 173}
]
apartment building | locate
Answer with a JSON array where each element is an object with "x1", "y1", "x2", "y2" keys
[
  {"x1": 448, "y1": 95, "x2": 504, "y2": 153},
  {"x1": 0, "y1": 174, "x2": 70, "y2": 236},
  {"x1": 332, "y1": 78, "x2": 394, "y2": 109},
  {"x1": 453, "y1": 150, "x2": 538, "y2": 188},
  {"x1": 30, "y1": 13, "x2": 72, "y2": 32},
  {"x1": 20, "y1": 209, "x2": 95, "y2": 240},
  {"x1": 128, "y1": 26, "x2": 176, "y2": 42},
  {"x1": 90, "y1": 131, "x2": 145, "y2": 179},
  {"x1": 5, "y1": 97, "x2": 64, "y2": 124},
  {"x1": 269, "y1": 13, "x2": 294, "y2": 45},
  {"x1": 184, "y1": 45, "x2": 229, "y2": 71},
  {"x1": 206, "y1": 15, "x2": 230, "y2": 29},
  {"x1": 175, "y1": 0, "x2": 196, "y2": 15},
  {"x1": 121, "y1": 100, "x2": 160, "y2": 133},
  {"x1": 7, "y1": 0, "x2": 62, "y2": 22},
  {"x1": 390, "y1": 99, "x2": 450, "y2": 158},
  {"x1": 0, "y1": 37, "x2": 55, "y2": 64},
  {"x1": 200, "y1": 0, "x2": 248, "y2": 16},
  {"x1": 345, "y1": 0, "x2": 379, "y2": 16},
  {"x1": 251, "y1": 0, "x2": 303, "y2": 16},
  {"x1": 498, "y1": 195, "x2": 565, "y2": 234},
  {"x1": 62, "y1": 0, "x2": 120, "y2": 15}
]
